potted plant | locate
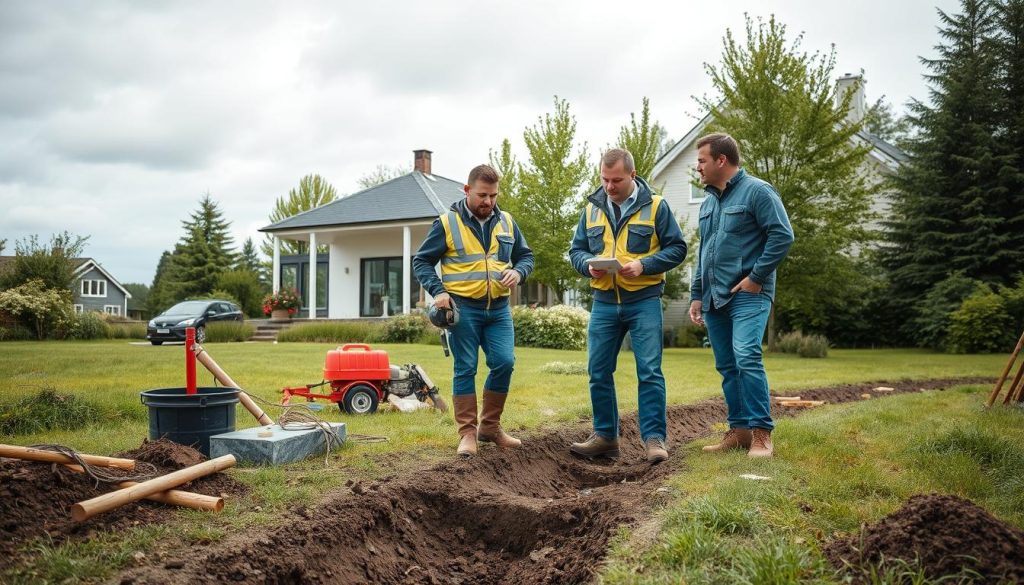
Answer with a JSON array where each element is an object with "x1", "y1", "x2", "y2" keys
[{"x1": 262, "y1": 289, "x2": 301, "y2": 321}]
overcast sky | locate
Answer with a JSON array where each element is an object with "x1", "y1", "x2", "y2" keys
[{"x1": 0, "y1": 0, "x2": 958, "y2": 284}]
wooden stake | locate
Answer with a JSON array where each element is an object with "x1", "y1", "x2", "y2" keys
[
  {"x1": 772, "y1": 396, "x2": 802, "y2": 401},
  {"x1": 0, "y1": 444, "x2": 135, "y2": 470},
  {"x1": 71, "y1": 455, "x2": 235, "y2": 521},
  {"x1": 1002, "y1": 357, "x2": 1024, "y2": 406},
  {"x1": 193, "y1": 344, "x2": 274, "y2": 426},
  {"x1": 987, "y1": 329, "x2": 1024, "y2": 407},
  {"x1": 777, "y1": 400, "x2": 826, "y2": 407},
  {"x1": 63, "y1": 464, "x2": 223, "y2": 512}
]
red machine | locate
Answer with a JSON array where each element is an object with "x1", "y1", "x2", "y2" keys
[{"x1": 281, "y1": 344, "x2": 447, "y2": 415}]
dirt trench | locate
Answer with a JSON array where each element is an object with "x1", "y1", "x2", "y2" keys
[{"x1": 116, "y1": 377, "x2": 986, "y2": 585}]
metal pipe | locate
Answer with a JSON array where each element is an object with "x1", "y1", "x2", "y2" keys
[{"x1": 192, "y1": 343, "x2": 274, "y2": 426}]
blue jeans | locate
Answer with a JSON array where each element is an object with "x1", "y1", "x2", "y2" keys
[
  {"x1": 587, "y1": 297, "x2": 666, "y2": 442},
  {"x1": 450, "y1": 304, "x2": 515, "y2": 396},
  {"x1": 704, "y1": 292, "x2": 774, "y2": 430}
]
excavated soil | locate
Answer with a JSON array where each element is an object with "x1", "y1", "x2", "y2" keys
[
  {"x1": 111, "y1": 377, "x2": 986, "y2": 585},
  {"x1": 825, "y1": 494, "x2": 1024, "y2": 583},
  {"x1": 0, "y1": 439, "x2": 248, "y2": 561}
]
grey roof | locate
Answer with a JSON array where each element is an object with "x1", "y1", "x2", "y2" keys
[
  {"x1": 858, "y1": 131, "x2": 910, "y2": 163},
  {"x1": 260, "y1": 171, "x2": 465, "y2": 232}
]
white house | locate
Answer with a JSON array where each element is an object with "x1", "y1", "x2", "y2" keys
[{"x1": 649, "y1": 73, "x2": 909, "y2": 326}]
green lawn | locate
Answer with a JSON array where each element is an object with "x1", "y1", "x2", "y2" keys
[
  {"x1": 600, "y1": 385, "x2": 1024, "y2": 584},
  {"x1": 0, "y1": 340, "x2": 1010, "y2": 583}
]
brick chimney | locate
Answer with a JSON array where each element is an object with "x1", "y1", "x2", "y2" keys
[
  {"x1": 835, "y1": 73, "x2": 867, "y2": 125},
  {"x1": 414, "y1": 149, "x2": 433, "y2": 175}
]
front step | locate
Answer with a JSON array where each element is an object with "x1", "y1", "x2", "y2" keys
[{"x1": 247, "y1": 319, "x2": 295, "y2": 342}]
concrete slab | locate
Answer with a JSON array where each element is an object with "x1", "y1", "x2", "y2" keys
[{"x1": 209, "y1": 423, "x2": 346, "y2": 465}]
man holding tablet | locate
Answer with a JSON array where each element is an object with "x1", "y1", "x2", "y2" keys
[{"x1": 568, "y1": 149, "x2": 687, "y2": 463}]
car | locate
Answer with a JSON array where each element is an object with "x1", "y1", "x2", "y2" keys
[{"x1": 146, "y1": 299, "x2": 244, "y2": 345}]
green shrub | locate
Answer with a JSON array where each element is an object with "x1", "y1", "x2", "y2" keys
[
  {"x1": 204, "y1": 321, "x2": 255, "y2": 343},
  {"x1": 512, "y1": 304, "x2": 589, "y2": 350},
  {"x1": 68, "y1": 311, "x2": 111, "y2": 340},
  {"x1": 378, "y1": 313, "x2": 428, "y2": 343},
  {"x1": 416, "y1": 328, "x2": 442, "y2": 345},
  {"x1": 276, "y1": 321, "x2": 382, "y2": 343},
  {"x1": 774, "y1": 330, "x2": 829, "y2": 358},
  {"x1": 673, "y1": 324, "x2": 706, "y2": 348},
  {"x1": 947, "y1": 285, "x2": 1014, "y2": 353},
  {"x1": 0, "y1": 279, "x2": 74, "y2": 340},
  {"x1": 215, "y1": 270, "x2": 265, "y2": 317},
  {"x1": 0, "y1": 324, "x2": 35, "y2": 341},
  {"x1": 540, "y1": 361, "x2": 587, "y2": 375},
  {"x1": 908, "y1": 272, "x2": 983, "y2": 350},
  {"x1": 108, "y1": 322, "x2": 147, "y2": 339},
  {"x1": 0, "y1": 388, "x2": 98, "y2": 435}
]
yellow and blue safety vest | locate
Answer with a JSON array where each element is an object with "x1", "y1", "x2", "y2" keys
[
  {"x1": 584, "y1": 196, "x2": 665, "y2": 298},
  {"x1": 439, "y1": 210, "x2": 515, "y2": 302}
]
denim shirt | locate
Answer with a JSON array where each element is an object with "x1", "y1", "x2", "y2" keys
[{"x1": 690, "y1": 169, "x2": 794, "y2": 308}]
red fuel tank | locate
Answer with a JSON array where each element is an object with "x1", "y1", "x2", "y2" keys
[{"x1": 323, "y1": 344, "x2": 391, "y2": 381}]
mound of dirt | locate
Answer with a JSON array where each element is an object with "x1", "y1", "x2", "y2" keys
[
  {"x1": 825, "y1": 494, "x2": 1024, "y2": 583},
  {"x1": 0, "y1": 439, "x2": 247, "y2": 564}
]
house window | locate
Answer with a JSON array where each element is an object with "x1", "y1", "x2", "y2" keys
[
  {"x1": 73, "y1": 304, "x2": 84, "y2": 314},
  {"x1": 689, "y1": 183, "x2": 707, "y2": 203},
  {"x1": 103, "y1": 305, "x2": 121, "y2": 316},
  {"x1": 360, "y1": 257, "x2": 420, "y2": 317},
  {"x1": 81, "y1": 279, "x2": 107, "y2": 297}
]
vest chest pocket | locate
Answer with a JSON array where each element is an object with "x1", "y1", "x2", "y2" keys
[
  {"x1": 586, "y1": 226, "x2": 605, "y2": 254},
  {"x1": 722, "y1": 205, "x2": 752, "y2": 234},
  {"x1": 626, "y1": 224, "x2": 655, "y2": 254},
  {"x1": 495, "y1": 234, "x2": 514, "y2": 262}
]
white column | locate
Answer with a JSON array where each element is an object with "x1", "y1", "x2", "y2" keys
[
  {"x1": 272, "y1": 236, "x2": 281, "y2": 294},
  {"x1": 402, "y1": 225, "x2": 411, "y2": 315},
  {"x1": 308, "y1": 232, "x2": 317, "y2": 319}
]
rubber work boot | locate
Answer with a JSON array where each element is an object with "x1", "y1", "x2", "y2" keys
[
  {"x1": 452, "y1": 394, "x2": 478, "y2": 458},
  {"x1": 569, "y1": 433, "x2": 620, "y2": 460},
  {"x1": 645, "y1": 438, "x2": 669, "y2": 464},
  {"x1": 748, "y1": 428, "x2": 774, "y2": 458},
  {"x1": 477, "y1": 389, "x2": 521, "y2": 448},
  {"x1": 702, "y1": 428, "x2": 753, "y2": 453}
]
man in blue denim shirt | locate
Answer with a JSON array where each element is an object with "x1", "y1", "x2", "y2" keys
[
  {"x1": 688, "y1": 133, "x2": 794, "y2": 458},
  {"x1": 568, "y1": 149, "x2": 687, "y2": 463},
  {"x1": 414, "y1": 164, "x2": 535, "y2": 458}
]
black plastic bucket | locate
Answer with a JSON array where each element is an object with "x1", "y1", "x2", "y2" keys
[{"x1": 140, "y1": 387, "x2": 239, "y2": 456}]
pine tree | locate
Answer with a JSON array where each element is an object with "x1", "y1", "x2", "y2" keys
[
  {"x1": 261, "y1": 174, "x2": 338, "y2": 257},
  {"x1": 235, "y1": 237, "x2": 268, "y2": 285},
  {"x1": 148, "y1": 250, "x2": 174, "y2": 313},
  {"x1": 995, "y1": 0, "x2": 1024, "y2": 274},
  {"x1": 883, "y1": 0, "x2": 1005, "y2": 335}
]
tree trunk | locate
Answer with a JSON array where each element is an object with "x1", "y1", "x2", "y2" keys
[{"x1": 766, "y1": 304, "x2": 778, "y2": 351}]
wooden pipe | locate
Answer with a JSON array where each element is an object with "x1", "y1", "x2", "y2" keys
[
  {"x1": 987, "y1": 329, "x2": 1024, "y2": 407},
  {"x1": 0, "y1": 444, "x2": 135, "y2": 470},
  {"x1": 192, "y1": 343, "x2": 274, "y2": 426},
  {"x1": 1002, "y1": 357, "x2": 1024, "y2": 405},
  {"x1": 72, "y1": 455, "x2": 236, "y2": 521},
  {"x1": 63, "y1": 464, "x2": 223, "y2": 512}
]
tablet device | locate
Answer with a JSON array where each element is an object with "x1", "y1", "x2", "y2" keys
[{"x1": 586, "y1": 257, "x2": 623, "y2": 272}]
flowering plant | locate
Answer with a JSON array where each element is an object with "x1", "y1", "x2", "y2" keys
[{"x1": 262, "y1": 288, "x2": 301, "y2": 316}]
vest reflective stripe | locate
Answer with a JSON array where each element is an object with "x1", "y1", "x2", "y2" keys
[
  {"x1": 439, "y1": 210, "x2": 515, "y2": 300},
  {"x1": 585, "y1": 196, "x2": 664, "y2": 293}
]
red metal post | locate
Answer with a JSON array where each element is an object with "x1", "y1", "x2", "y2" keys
[{"x1": 185, "y1": 327, "x2": 197, "y2": 395}]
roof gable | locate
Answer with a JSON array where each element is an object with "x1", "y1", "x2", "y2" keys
[{"x1": 260, "y1": 171, "x2": 465, "y2": 232}]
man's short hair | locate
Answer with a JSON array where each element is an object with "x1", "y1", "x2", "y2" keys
[
  {"x1": 468, "y1": 164, "x2": 500, "y2": 185},
  {"x1": 601, "y1": 148, "x2": 635, "y2": 173},
  {"x1": 696, "y1": 133, "x2": 741, "y2": 166}
]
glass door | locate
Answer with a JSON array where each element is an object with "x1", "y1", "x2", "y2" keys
[{"x1": 360, "y1": 257, "x2": 420, "y2": 317}]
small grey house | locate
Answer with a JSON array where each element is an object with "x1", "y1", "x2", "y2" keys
[{"x1": 70, "y1": 258, "x2": 132, "y2": 317}]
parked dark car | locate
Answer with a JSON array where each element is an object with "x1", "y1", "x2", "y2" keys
[{"x1": 147, "y1": 300, "x2": 244, "y2": 345}]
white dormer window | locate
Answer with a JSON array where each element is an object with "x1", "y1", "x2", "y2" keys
[{"x1": 81, "y1": 279, "x2": 107, "y2": 297}]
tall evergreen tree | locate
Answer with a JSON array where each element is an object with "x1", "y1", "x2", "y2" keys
[
  {"x1": 235, "y1": 237, "x2": 268, "y2": 285},
  {"x1": 148, "y1": 250, "x2": 174, "y2": 313},
  {"x1": 261, "y1": 174, "x2": 338, "y2": 257},
  {"x1": 698, "y1": 15, "x2": 874, "y2": 341},
  {"x1": 883, "y1": 0, "x2": 1005, "y2": 329},
  {"x1": 616, "y1": 97, "x2": 666, "y2": 180},
  {"x1": 995, "y1": 0, "x2": 1024, "y2": 271}
]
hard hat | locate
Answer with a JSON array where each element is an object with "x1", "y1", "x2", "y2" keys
[{"x1": 428, "y1": 300, "x2": 459, "y2": 329}]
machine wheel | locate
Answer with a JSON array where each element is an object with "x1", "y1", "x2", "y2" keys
[
  {"x1": 150, "y1": 340, "x2": 163, "y2": 346},
  {"x1": 427, "y1": 390, "x2": 448, "y2": 413},
  {"x1": 342, "y1": 384, "x2": 379, "y2": 415}
]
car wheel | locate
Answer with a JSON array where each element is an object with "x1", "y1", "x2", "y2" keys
[
  {"x1": 151, "y1": 340, "x2": 163, "y2": 346},
  {"x1": 195, "y1": 326, "x2": 206, "y2": 344},
  {"x1": 341, "y1": 384, "x2": 379, "y2": 415}
]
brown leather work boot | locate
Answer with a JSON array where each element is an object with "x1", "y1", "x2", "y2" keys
[
  {"x1": 569, "y1": 433, "x2": 620, "y2": 460},
  {"x1": 748, "y1": 428, "x2": 774, "y2": 458},
  {"x1": 702, "y1": 428, "x2": 753, "y2": 453},
  {"x1": 452, "y1": 394, "x2": 478, "y2": 458},
  {"x1": 645, "y1": 438, "x2": 669, "y2": 463},
  {"x1": 477, "y1": 390, "x2": 521, "y2": 449}
]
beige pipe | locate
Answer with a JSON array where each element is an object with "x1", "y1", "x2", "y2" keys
[
  {"x1": 192, "y1": 344, "x2": 274, "y2": 426},
  {"x1": 71, "y1": 454, "x2": 236, "y2": 521},
  {"x1": 63, "y1": 464, "x2": 223, "y2": 512},
  {"x1": 0, "y1": 444, "x2": 135, "y2": 470}
]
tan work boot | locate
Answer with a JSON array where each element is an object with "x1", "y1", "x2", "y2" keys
[
  {"x1": 702, "y1": 428, "x2": 753, "y2": 453},
  {"x1": 645, "y1": 438, "x2": 669, "y2": 463},
  {"x1": 748, "y1": 428, "x2": 774, "y2": 458},
  {"x1": 569, "y1": 433, "x2": 620, "y2": 460},
  {"x1": 452, "y1": 394, "x2": 478, "y2": 458},
  {"x1": 477, "y1": 390, "x2": 521, "y2": 449}
]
